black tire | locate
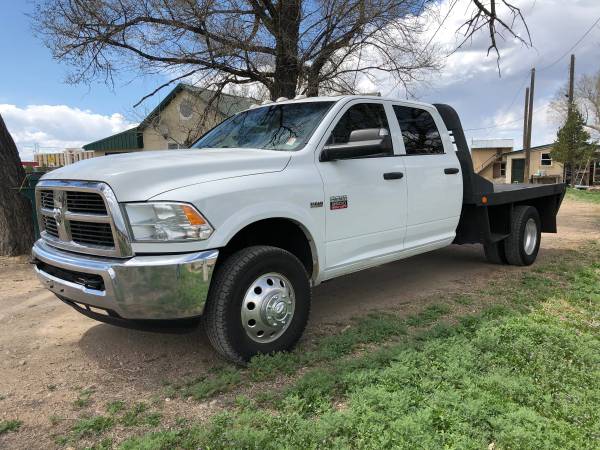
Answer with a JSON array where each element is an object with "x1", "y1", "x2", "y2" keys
[
  {"x1": 203, "y1": 245, "x2": 311, "y2": 364},
  {"x1": 503, "y1": 205, "x2": 541, "y2": 266},
  {"x1": 484, "y1": 241, "x2": 508, "y2": 264}
]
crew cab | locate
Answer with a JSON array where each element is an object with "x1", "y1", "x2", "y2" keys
[{"x1": 31, "y1": 95, "x2": 565, "y2": 363}]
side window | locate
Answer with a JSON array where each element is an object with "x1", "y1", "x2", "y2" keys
[
  {"x1": 330, "y1": 103, "x2": 390, "y2": 149},
  {"x1": 541, "y1": 153, "x2": 552, "y2": 166},
  {"x1": 393, "y1": 105, "x2": 444, "y2": 155}
]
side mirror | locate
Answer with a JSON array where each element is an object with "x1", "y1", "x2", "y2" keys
[{"x1": 320, "y1": 128, "x2": 392, "y2": 162}]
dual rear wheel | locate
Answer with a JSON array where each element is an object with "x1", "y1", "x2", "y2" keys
[{"x1": 484, "y1": 205, "x2": 541, "y2": 266}]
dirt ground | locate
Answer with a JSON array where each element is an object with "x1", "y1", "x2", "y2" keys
[{"x1": 1, "y1": 198, "x2": 599, "y2": 449}]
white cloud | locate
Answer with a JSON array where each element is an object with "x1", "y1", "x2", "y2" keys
[
  {"x1": 0, "y1": 104, "x2": 135, "y2": 161},
  {"x1": 385, "y1": 0, "x2": 600, "y2": 149}
]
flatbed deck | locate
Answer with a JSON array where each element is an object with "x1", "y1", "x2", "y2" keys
[
  {"x1": 433, "y1": 103, "x2": 566, "y2": 246},
  {"x1": 485, "y1": 183, "x2": 566, "y2": 206}
]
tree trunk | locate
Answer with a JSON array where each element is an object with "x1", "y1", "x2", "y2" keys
[
  {"x1": 306, "y1": 68, "x2": 320, "y2": 97},
  {"x1": 271, "y1": 0, "x2": 301, "y2": 100},
  {"x1": 0, "y1": 114, "x2": 35, "y2": 255}
]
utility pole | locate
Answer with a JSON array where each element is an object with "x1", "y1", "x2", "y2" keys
[
  {"x1": 568, "y1": 54, "x2": 575, "y2": 114},
  {"x1": 524, "y1": 68, "x2": 535, "y2": 182},
  {"x1": 523, "y1": 87, "x2": 529, "y2": 150},
  {"x1": 566, "y1": 54, "x2": 576, "y2": 184}
]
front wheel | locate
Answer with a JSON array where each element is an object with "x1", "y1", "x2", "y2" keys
[{"x1": 203, "y1": 246, "x2": 311, "y2": 364}]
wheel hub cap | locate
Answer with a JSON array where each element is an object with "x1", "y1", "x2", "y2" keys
[
  {"x1": 241, "y1": 273, "x2": 295, "y2": 343},
  {"x1": 523, "y1": 218, "x2": 538, "y2": 255}
]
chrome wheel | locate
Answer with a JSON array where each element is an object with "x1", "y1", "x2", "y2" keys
[
  {"x1": 523, "y1": 218, "x2": 538, "y2": 255},
  {"x1": 241, "y1": 272, "x2": 295, "y2": 343}
]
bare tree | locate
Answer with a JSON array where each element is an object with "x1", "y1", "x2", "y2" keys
[
  {"x1": 0, "y1": 115, "x2": 35, "y2": 256},
  {"x1": 550, "y1": 69, "x2": 600, "y2": 137},
  {"x1": 34, "y1": 0, "x2": 530, "y2": 104},
  {"x1": 458, "y1": 0, "x2": 531, "y2": 64},
  {"x1": 577, "y1": 71, "x2": 600, "y2": 134}
]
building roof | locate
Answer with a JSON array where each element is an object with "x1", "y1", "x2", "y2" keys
[
  {"x1": 139, "y1": 84, "x2": 255, "y2": 129},
  {"x1": 84, "y1": 84, "x2": 254, "y2": 152},
  {"x1": 508, "y1": 143, "x2": 554, "y2": 155},
  {"x1": 471, "y1": 138, "x2": 514, "y2": 149},
  {"x1": 83, "y1": 126, "x2": 143, "y2": 152}
]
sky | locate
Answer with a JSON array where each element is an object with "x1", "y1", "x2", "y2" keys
[{"x1": 1, "y1": 0, "x2": 599, "y2": 161}]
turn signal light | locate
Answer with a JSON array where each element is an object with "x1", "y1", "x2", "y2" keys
[{"x1": 182, "y1": 205, "x2": 207, "y2": 225}]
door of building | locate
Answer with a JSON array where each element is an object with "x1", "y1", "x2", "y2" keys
[{"x1": 511, "y1": 159, "x2": 525, "y2": 183}]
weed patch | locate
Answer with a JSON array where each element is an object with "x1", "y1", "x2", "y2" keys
[
  {"x1": 0, "y1": 419, "x2": 22, "y2": 435},
  {"x1": 71, "y1": 415, "x2": 114, "y2": 439},
  {"x1": 73, "y1": 387, "x2": 94, "y2": 409},
  {"x1": 180, "y1": 367, "x2": 241, "y2": 400}
]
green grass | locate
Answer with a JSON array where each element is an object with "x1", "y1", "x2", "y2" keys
[
  {"x1": 0, "y1": 420, "x2": 22, "y2": 435},
  {"x1": 73, "y1": 387, "x2": 95, "y2": 409},
  {"x1": 171, "y1": 310, "x2": 426, "y2": 400},
  {"x1": 179, "y1": 367, "x2": 242, "y2": 400},
  {"x1": 119, "y1": 246, "x2": 600, "y2": 450},
  {"x1": 106, "y1": 400, "x2": 125, "y2": 415},
  {"x1": 56, "y1": 401, "x2": 163, "y2": 445},
  {"x1": 71, "y1": 416, "x2": 114, "y2": 439},
  {"x1": 566, "y1": 187, "x2": 600, "y2": 204},
  {"x1": 120, "y1": 403, "x2": 162, "y2": 427}
]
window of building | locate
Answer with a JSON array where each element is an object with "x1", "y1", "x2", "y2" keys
[
  {"x1": 393, "y1": 105, "x2": 444, "y2": 155},
  {"x1": 168, "y1": 143, "x2": 183, "y2": 150},
  {"x1": 500, "y1": 162, "x2": 506, "y2": 176},
  {"x1": 541, "y1": 153, "x2": 552, "y2": 166},
  {"x1": 330, "y1": 103, "x2": 390, "y2": 146}
]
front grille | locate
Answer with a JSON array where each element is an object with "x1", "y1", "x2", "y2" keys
[
  {"x1": 40, "y1": 190, "x2": 54, "y2": 209},
  {"x1": 66, "y1": 192, "x2": 107, "y2": 215},
  {"x1": 70, "y1": 221, "x2": 115, "y2": 247},
  {"x1": 42, "y1": 216, "x2": 59, "y2": 238},
  {"x1": 36, "y1": 181, "x2": 131, "y2": 257}
]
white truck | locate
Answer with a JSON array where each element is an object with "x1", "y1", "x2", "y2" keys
[{"x1": 32, "y1": 96, "x2": 565, "y2": 363}]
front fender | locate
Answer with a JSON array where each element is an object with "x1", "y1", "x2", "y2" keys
[{"x1": 144, "y1": 170, "x2": 326, "y2": 280}]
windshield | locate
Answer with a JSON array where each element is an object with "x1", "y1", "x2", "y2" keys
[{"x1": 192, "y1": 101, "x2": 334, "y2": 151}]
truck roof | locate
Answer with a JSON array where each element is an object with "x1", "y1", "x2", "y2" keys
[{"x1": 247, "y1": 94, "x2": 434, "y2": 110}]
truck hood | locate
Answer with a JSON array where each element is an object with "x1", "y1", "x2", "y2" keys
[{"x1": 42, "y1": 148, "x2": 292, "y2": 201}]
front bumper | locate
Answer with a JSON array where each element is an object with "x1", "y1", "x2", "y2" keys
[{"x1": 32, "y1": 239, "x2": 218, "y2": 320}]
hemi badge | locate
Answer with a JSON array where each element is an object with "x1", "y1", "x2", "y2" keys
[
  {"x1": 330, "y1": 195, "x2": 348, "y2": 210},
  {"x1": 310, "y1": 201, "x2": 323, "y2": 208}
]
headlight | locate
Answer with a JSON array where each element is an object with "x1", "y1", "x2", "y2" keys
[{"x1": 124, "y1": 202, "x2": 213, "y2": 242}]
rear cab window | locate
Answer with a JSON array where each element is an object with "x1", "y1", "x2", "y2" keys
[{"x1": 392, "y1": 105, "x2": 445, "y2": 155}]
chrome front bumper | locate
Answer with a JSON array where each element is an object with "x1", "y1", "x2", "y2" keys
[{"x1": 32, "y1": 240, "x2": 218, "y2": 320}]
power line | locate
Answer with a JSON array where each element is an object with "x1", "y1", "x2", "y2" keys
[
  {"x1": 464, "y1": 105, "x2": 546, "y2": 132},
  {"x1": 421, "y1": 0, "x2": 460, "y2": 55},
  {"x1": 538, "y1": 15, "x2": 600, "y2": 71},
  {"x1": 465, "y1": 14, "x2": 600, "y2": 133}
]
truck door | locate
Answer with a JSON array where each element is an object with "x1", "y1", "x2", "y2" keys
[
  {"x1": 316, "y1": 100, "x2": 407, "y2": 275},
  {"x1": 391, "y1": 103, "x2": 462, "y2": 250}
]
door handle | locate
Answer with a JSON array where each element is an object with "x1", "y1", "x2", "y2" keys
[
  {"x1": 444, "y1": 168, "x2": 459, "y2": 174},
  {"x1": 383, "y1": 172, "x2": 404, "y2": 180}
]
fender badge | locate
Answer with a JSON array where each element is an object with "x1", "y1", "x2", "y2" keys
[
  {"x1": 330, "y1": 195, "x2": 348, "y2": 210},
  {"x1": 310, "y1": 201, "x2": 324, "y2": 208}
]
